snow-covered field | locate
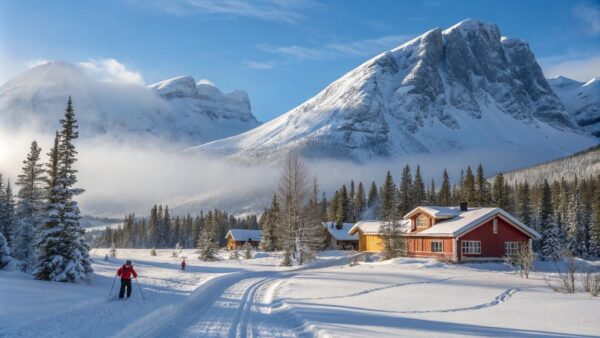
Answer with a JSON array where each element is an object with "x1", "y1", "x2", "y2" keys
[{"x1": 1, "y1": 249, "x2": 599, "y2": 337}]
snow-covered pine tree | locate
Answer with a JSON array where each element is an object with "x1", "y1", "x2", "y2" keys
[
  {"x1": 589, "y1": 196, "x2": 600, "y2": 258},
  {"x1": 565, "y1": 185, "x2": 583, "y2": 256},
  {"x1": 161, "y1": 206, "x2": 172, "y2": 248},
  {"x1": 541, "y1": 214, "x2": 562, "y2": 261},
  {"x1": 438, "y1": 169, "x2": 451, "y2": 206},
  {"x1": 0, "y1": 176, "x2": 16, "y2": 249},
  {"x1": 196, "y1": 227, "x2": 218, "y2": 261},
  {"x1": 260, "y1": 195, "x2": 279, "y2": 251},
  {"x1": 0, "y1": 232, "x2": 13, "y2": 270},
  {"x1": 34, "y1": 98, "x2": 92, "y2": 282},
  {"x1": 13, "y1": 141, "x2": 46, "y2": 272},
  {"x1": 536, "y1": 180, "x2": 555, "y2": 259},
  {"x1": 492, "y1": 173, "x2": 510, "y2": 209},
  {"x1": 243, "y1": 242, "x2": 253, "y2": 259},
  {"x1": 229, "y1": 249, "x2": 239, "y2": 260},
  {"x1": 348, "y1": 180, "x2": 356, "y2": 222}
]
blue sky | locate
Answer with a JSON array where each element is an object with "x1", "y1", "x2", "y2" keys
[{"x1": 1, "y1": 0, "x2": 599, "y2": 122}]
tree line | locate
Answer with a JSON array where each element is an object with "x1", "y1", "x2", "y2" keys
[
  {"x1": 92, "y1": 207, "x2": 258, "y2": 249},
  {"x1": 0, "y1": 98, "x2": 92, "y2": 282}
]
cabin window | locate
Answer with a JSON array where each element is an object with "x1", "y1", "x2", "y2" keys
[
  {"x1": 504, "y1": 242, "x2": 520, "y2": 255},
  {"x1": 462, "y1": 241, "x2": 481, "y2": 254},
  {"x1": 431, "y1": 241, "x2": 443, "y2": 252},
  {"x1": 493, "y1": 219, "x2": 498, "y2": 234},
  {"x1": 416, "y1": 215, "x2": 429, "y2": 229}
]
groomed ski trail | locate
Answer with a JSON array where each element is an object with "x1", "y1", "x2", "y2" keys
[{"x1": 114, "y1": 255, "x2": 357, "y2": 338}]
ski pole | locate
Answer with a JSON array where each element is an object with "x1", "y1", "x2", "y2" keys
[
  {"x1": 135, "y1": 277, "x2": 146, "y2": 300},
  {"x1": 108, "y1": 274, "x2": 117, "y2": 299}
]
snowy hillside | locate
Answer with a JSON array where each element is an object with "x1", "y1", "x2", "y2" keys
[
  {"x1": 190, "y1": 19, "x2": 597, "y2": 163},
  {"x1": 502, "y1": 144, "x2": 600, "y2": 185},
  {"x1": 548, "y1": 76, "x2": 600, "y2": 137},
  {"x1": 0, "y1": 61, "x2": 260, "y2": 144}
]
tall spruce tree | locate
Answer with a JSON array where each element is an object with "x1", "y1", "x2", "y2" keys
[
  {"x1": 463, "y1": 166, "x2": 476, "y2": 205},
  {"x1": 517, "y1": 181, "x2": 532, "y2": 227},
  {"x1": 398, "y1": 165, "x2": 412, "y2": 215},
  {"x1": 492, "y1": 173, "x2": 510, "y2": 209},
  {"x1": 336, "y1": 185, "x2": 349, "y2": 226},
  {"x1": 354, "y1": 182, "x2": 366, "y2": 221},
  {"x1": 475, "y1": 164, "x2": 489, "y2": 206},
  {"x1": 380, "y1": 171, "x2": 396, "y2": 220},
  {"x1": 589, "y1": 195, "x2": 600, "y2": 257},
  {"x1": 34, "y1": 98, "x2": 92, "y2": 282},
  {"x1": 14, "y1": 141, "x2": 46, "y2": 272},
  {"x1": 565, "y1": 185, "x2": 583, "y2": 255},
  {"x1": 0, "y1": 177, "x2": 16, "y2": 248},
  {"x1": 411, "y1": 165, "x2": 426, "y2": 208},
  {"x1": 438, "y1": 169, "x2": 451, "y2": 206},
  {"x1": 260, "y1": 195, "x2": 279, "y2": 251}
]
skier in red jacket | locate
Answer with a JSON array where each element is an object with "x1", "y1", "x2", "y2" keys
[
  {"x1": 117, "y1": 260, "x2": 138, "y2": 299},
  {"x1": 181, "y1": 259, "x2": 186, "y2": 271}
]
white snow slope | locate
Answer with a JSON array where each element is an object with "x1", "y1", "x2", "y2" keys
[
  {"x1": 548, "y1": 76, "x2": 600, "y2": 137},
  {"x1": 1, "y1": 249, "x2": 599, "y2": 337},
  {"x1": 191, "y1": 19, "x2": 597, "y2": 163},
  {"x1": 0, "y1": 62, "x2": 260, "y2": 144}
]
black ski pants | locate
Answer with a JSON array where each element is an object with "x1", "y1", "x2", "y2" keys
[{"x1": 119, "y1": 279, "x2": 132, "y2": 299}]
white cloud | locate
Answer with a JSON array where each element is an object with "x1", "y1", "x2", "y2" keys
[
  {"x1": 78, "y1": 58, "x2": 145, "y2": 86},
  {"x1": 541, "y1": 55, "x2": 600, "y2": 82},
  {"x1": 573, "y1": 1, "x2": 600, "y2": 35},
  {"x1": 243, "y1": 60, "x2": 274, "y2": 70},
  {"x1": 252, "y1": 34, "x2": 412, "y2": 68},
  {"x1": 142, "y1": 0, "x2": 317, "y2": 23}
]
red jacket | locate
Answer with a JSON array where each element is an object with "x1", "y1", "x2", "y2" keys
[{"x1": 117, "y1": 265, "x2": 137, "y2": 280}]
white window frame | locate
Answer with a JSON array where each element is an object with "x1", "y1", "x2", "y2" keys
[
  {"x1": 462, "y1": 241, "x2": 481, "y2": 255},
  {"x1": 504, "y1": 241, "x2": 520, "y2": 256},
  {"x1": 431, "y1": 241, "x2": 443, "y2": 253},
  {"x1": 493, "y1": 219, "x2": 498, "y2": 234}
]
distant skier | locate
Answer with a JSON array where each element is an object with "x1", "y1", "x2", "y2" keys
[
  {"x1": 117, "y1": 260, "x2": 138, "y2": 299},
  {"x1": 181, "y1": 259, "x2": 186, "y2": 271}
]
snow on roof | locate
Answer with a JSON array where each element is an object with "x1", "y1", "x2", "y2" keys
[
  {"x1": 322, "y1": 222, "x2": 358, "y2": 241},
  {"x1": 349, "y1": 220, "x2": 411, "y2": 235},
  {"x1": 415, "y1": 207, "x2": 540, "y2": 238},
  {"x1": 225, "y1": 229, "x2": 262, "y2": 241},
  {"x1": 404, "y1": 206, "x2": 461, "y2": 219}
]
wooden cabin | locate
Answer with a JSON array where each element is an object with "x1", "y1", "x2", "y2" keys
[
  {"x1": 349, "y1": 203, "x2": 540, "y2": 262},
  {"x1": 225, "y1": 229, "x2": 262, "y2": 251},
  {"x1": 322, "y1": 222, "x2": 359, "y2": 250}
]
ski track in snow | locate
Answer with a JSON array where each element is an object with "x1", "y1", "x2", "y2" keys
[
  {"x1": 299, "y1": 277, "x2": 456, "y2": 300},
  {"x1": 293, "y1": 287, "x2": 521, "y2": 315}
]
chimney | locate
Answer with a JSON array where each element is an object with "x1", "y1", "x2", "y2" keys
[{"x1": 460, "y1": 202, "x2": 468, "y2": 211}]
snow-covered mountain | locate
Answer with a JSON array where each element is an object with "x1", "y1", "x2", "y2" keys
[
  {"x1": 0, "y1": 61, "x2": 259, "y2": 144},
  {"x1": 548, "y1": 76, "x2": 600, "y2": 137},
  {"x1": 190, "y1": 19, "x2": 597, "y2": 163}
]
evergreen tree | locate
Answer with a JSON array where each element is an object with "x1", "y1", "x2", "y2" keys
[
  {"x1": 367, "y1": 181, "x2": 379, "y2": 217},
  {"x1": 0, "y1": 232, "x2": 12, "y2": 270},
  {"x1": 589, "y1": 195, "x2": 600, "y2": 257},
  {"x1": 320, "y1": 192, "x2": 328, "y2": 222},
  {"x1": 354, "y1": 182, "x2": 366, "y2": 221},
  {"x1": 438, "y1": 169, "x2": 451, "y2": 206},
  {"x1": 517, "y1": 181, "x2": 532, "y2": 227},
  {"x1": 463, "y1": 166, "x2": 476, "y2": 204},
  {"x1": 34, "y1": 98, "x2": 92, "y2": 282},
  {"x1": 541, "y1": 214, "x2": 562, "y2": 261},
  {"x1": 243, "y1": 242, "x2": 253, "y2": 259},
  {"x1": 161, "y1": 206, "x2": 172, "y2": 248},
  {"x1": 565, "y1": 185, "x2": 583, "y2": 255},
  {"x1": 147, "y1": 205, "x2": 159, "y2": 248},
  {"x1": 398, "y1": 165, "x2": 412, "y2": 215},
  {"x1": 427, "y1": 179, "x2": 436, "y2": 205},
  {"x1": 260, "y1": 195, "x2": 279, "y2": 251},
  {"x1": 380, "y1": 171, "x2": 396, "y2": 220},
  {"x1": 492, "y1": 173, "x2": 509, "y2": 209},
  {"x1": 196, "y1": 227, "x2": 218, "y2": 261},
  {"x1": 348, "y1": 180, "x2": 356, "y2": 222},
  {"x1": 475, "y1": 164, "x2": 490, "y2": 206},
  {"x1": 14, "y1": 141, "x2": 46, "y2": 272},
  {"x1": 411, "y1": 165, "x2": 426, "y2": 208},
  {"x1": 336, "y1": 185, "x2": 349, "y2": 226},
  {"x1": 0, "y1": 178, "x2": 16, "y2": 248}
]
